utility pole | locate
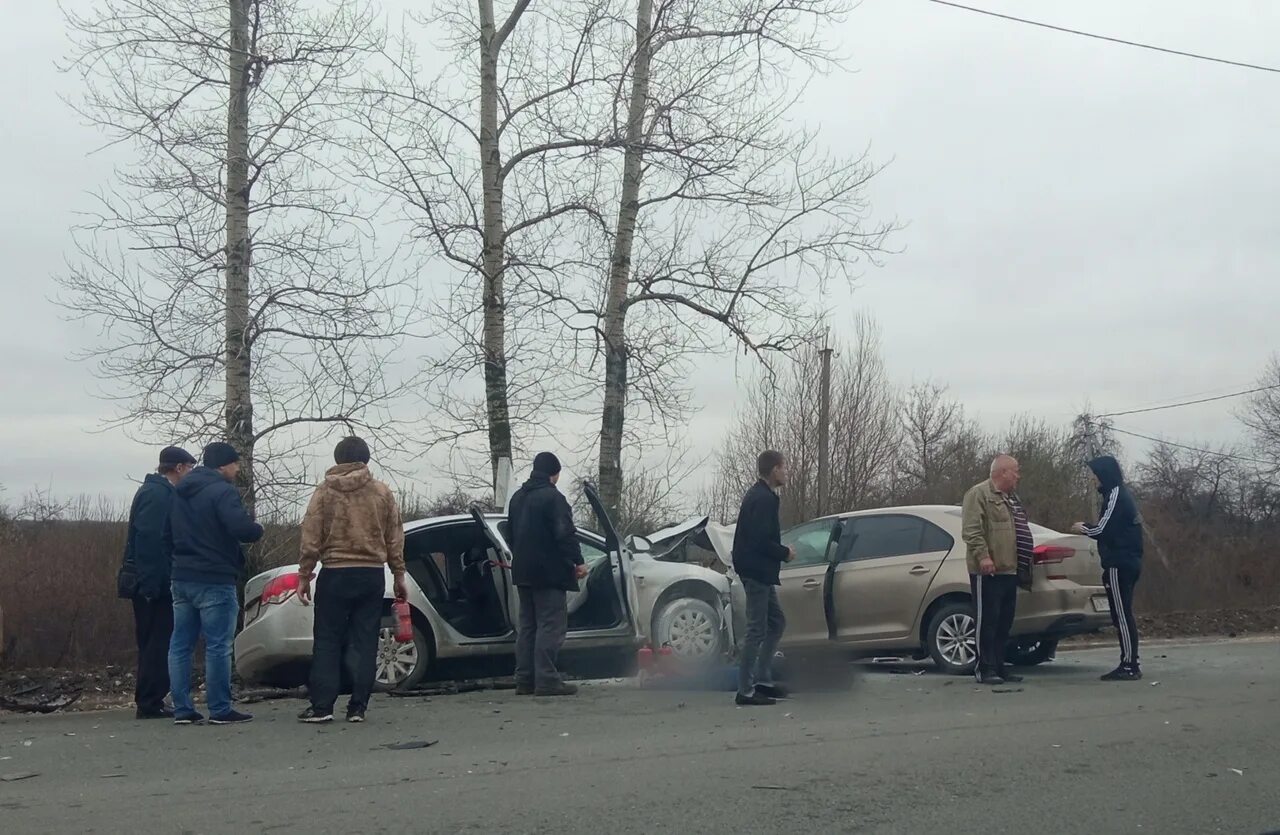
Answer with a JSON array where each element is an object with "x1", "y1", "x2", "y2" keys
[{"x1": 817, "y1": 330, "x2": 833, "y2": 518}]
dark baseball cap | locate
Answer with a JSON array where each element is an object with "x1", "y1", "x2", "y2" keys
[{"x1": 159, "y1": 446, "x2": 197, "y2": 466}]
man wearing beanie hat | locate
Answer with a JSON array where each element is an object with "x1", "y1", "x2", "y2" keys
[
  {"x1": 507, "y1": 452, "x2": 586, "y2": 696},
  {"x1": 168, "y1": 441, "x2": 264, "y2": 725},
  {"x1": 118, "y1": 445, "x2": 196, "y2": 719},
  {"x1": 295, "y1": 436, "x2": 408, "y2": 724}
]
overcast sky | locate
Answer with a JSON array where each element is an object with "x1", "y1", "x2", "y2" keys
[{"x1": 1, "y1": 0, "x2": 1276, "y2": 509}]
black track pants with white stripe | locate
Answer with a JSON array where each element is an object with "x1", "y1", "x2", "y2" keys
[
  {"x1": 1103, "y1": 566, "x2": 1141, "y2": 667},
  {"x1": 969, "y1": 573, "x2": 1017, "y2": 676}
]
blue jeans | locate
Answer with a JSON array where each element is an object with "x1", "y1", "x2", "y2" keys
[
  {"x1": 168, "y1": 581, "x2": 239, "y2": 716},
  {"x1": 737, "y1": 577, "x2": 786, "y2": 696}
]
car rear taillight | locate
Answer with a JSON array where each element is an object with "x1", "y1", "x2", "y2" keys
[
  {"x1": 1032, "y1": 545, "x2": 1074, "y2": 564},
  {"x1": 1033, "y1": 545, "x2": 1075, "y2": 580},
  {"x1": 261, "y1": 573, "x2": 301, "y2": 605}
]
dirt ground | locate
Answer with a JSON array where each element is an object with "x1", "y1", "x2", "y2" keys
[{"x1": 3, "y1": 606, "x2": 1277, "y2": 715}]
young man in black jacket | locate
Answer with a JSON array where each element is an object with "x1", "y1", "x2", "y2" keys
[
  {"x1": 1073, "y1": 455, "x2": 1145, "y2": 681},
  {"x1": 508, "y1": 452, "x2": 586, "y2": 697},
  {"x1": 119, "y1": 446, "x2": 195, "y2": 719},
  {"x1": 731, "y1": 450, "x2": 795, "y2": 706},
  {"x1": 168, "y1": 442, "x2": 264, "y2": 724}
]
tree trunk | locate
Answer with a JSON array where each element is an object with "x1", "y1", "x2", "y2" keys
[
  {"x1": 225, "y1": 0, "x2": 255, "y2": 515},
  {"x1": 598, "y1": 0, "x2": 653, "y2": 516},
  {"x1": 478, "y1": 0, "x2": 513, "y2": 483}
]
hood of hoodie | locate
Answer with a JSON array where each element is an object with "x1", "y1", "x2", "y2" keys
[
  {"x1": 324, "y1": 462, "x2": 373, "y2": 493},
  {"x1": 176, "y1": 465, "x2": 232, "y2": 499},
  {"x1": 1088, "y1": 456, "x2": 1125, "y2": 492},
  {"x1": 521, "y1": 472, "x2": 555, "y2": 492}
]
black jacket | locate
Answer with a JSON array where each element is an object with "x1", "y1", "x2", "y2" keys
[
  {"x1": 170, "y1": 466, "x2": 264, "y2": 586},
  {"x1": 508, "y1": 474, "x2": 584, "y2": 592},
  {"x1": 123, "y1": 473, "x2": 177, "y2": 600},
  {"x1": 1083, "y1": 456, "x2": 1144, "y2": 571},
  {"x1": 731, "y1": 480, "x2": 789, "y2": 586}
]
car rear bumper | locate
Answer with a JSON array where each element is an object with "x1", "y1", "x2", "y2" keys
[
  {"x1": 234, "y1": 601, "x2": 315, "y2": 683},
  {"x1": 1012, "y1": 582, "x2": 1112, "y2": 639}
]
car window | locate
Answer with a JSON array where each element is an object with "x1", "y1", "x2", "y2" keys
[
  {"x1": 921, "y1": 521, "x2": 954, "y2": 553},
  {"x1": 781, "y1": 520, "x2": 837, "y2": 567},
  {"x1": 844, "y1": 515, "x2": 926, "y2": 561},
  {"x1": 579, "y1": 537, "x2": 608, "y2": 567}
]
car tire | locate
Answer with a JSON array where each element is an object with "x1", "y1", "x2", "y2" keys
[
  {"x1": 1006, "y1": 637, "x2": 1058, "y2": 667},
  {"x1": 651, "y1": 597, "x2": 724, "y2": 666},
  {"x1": 926, "y1": 601, "x2": 978, "y2": 675},
  {"x1": 373, "y1": 622, "x2": 432, "y2": 692}
]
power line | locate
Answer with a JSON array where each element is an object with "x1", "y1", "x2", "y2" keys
[
  {"x1": 926, "y1": 0, "x2": 1280, "y2": 74},
  {"x1": 1096, "y1": 384, "x2": 1280, "y2": 418},
  {"x1": 1106, "y1": 424, "x2": 1279, "y2": 468}
]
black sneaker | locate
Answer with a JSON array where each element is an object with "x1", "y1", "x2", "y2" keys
[
  {"x1": 755, "y1": 683, "x2": 790, "y2": 699},
  {"x1": 534, "y1": 683, "x2": 579, "y2": 697},
  {"x1": 209, "y1": 710, "x2": 254, "y2": 725},
  {"x1": 515, "y1": 683, "x2": 535, "y2": 696},
  {"x1": 346, "y1": 708, "x2": 366, "y2": 724},
  {"x1": 1101, "y1": 665, "x2": 1142, "y2": 682},
  {"x1": 977, "y1": 670, "x2": 1005, "y2": 686},
  {"x1": 997, "y1": 671, "x2": 1025, "y2": 684},
  {"x1": 137, "y1": 706, "x2": 174, "y2": 720},
  {"x1": 735, "y1": 691, "x2": 777, "y2": 706},
  {"x1": 173, "y1": 710, "x2": 205, "y2": 725},
  {"x1": 298, "y1": 707, "x2": 334, "y2": 724}
]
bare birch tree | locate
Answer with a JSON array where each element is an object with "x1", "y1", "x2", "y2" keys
[
  {"x1": 358, "y1": 2, "x2": 628, "y2": 484},
  {"x1": 59, "y1": 0, "x2": 418, "y2": 518},
  {"x1": 587, "y1": 0, "x2": 892, "y2": 515}
]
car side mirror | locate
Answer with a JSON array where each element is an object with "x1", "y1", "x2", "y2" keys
[{"x1": 627, "y1": 535, "x2": 652, "y2": 552}]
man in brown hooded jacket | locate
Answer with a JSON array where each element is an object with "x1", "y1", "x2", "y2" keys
[{"x1": 296, "y1": 436, "x2": 407, "y2": 723}]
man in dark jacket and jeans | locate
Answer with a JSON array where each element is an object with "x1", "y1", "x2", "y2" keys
[
  {"x1": 508, "y1": 452, "x2": 586, "y2": 697},
  {"x1": 168, "y1": 442, "x2": 264, "y2": 725},
  {"x1": 120, "y1": 446, "x2": 196, "y2": 719},
  {"x1": 732, "y1": 450, "x2": 794, "y2": 706},
  {"x1": 1074, "y1": 456, "x2": 1145, "y2": 681}
]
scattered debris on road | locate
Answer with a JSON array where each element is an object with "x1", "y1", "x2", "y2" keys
[
  {"x1": 237, "y1": 686, "x2": 306, "y2": 705},
  {"x1": 380, "y1": 740, "x2": 438, "y2": 751},
  {"x1": 0, "y1": 772, "x2": 40, "y2": 782},
  {"x1": 0, "y1": 691, "x2": 82, "y2": 714}
]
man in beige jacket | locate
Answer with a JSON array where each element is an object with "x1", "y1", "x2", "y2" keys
[
  {"x1": 296, "y1": 437, "x2": 407, "y2": 723},
  {"x1": 961, "y1": 454, "x2": 1030, "y2": 686}
]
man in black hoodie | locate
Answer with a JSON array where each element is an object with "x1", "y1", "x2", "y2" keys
[
  {"x1": 119, "y1": 446, "x2": 196, "y2": 719},
  {"x1": 168, "y1": 442, "x2": 264, "y2": 724},
  {"x1": 1073, "y1": 456, "x2": 1145, "y2": 681},
  {"x1": 731, "y1": 450, "x2": 794, "y2": 706},
  {"x1": 508, "y1": 452, "x2": 586, "y2": 697}
]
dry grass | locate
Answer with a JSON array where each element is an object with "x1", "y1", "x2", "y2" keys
[{"x1": 0, "y1": 520, "x2": 134, "y2": 669}]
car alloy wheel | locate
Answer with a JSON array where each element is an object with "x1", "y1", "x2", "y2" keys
[
  {"x1": 375, "y1": 626, "x2": 419, "y2": 688},
  {"x1": 936, "y1": 612, "x2": 977, "y2": 668},
  {"x1": 653, "y1": 597, "x2": 723, "y2": 663}
]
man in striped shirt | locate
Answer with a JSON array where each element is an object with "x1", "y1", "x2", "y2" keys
[{"x1": 961, "y1": 455, "x2": 1029, "y2": 685}]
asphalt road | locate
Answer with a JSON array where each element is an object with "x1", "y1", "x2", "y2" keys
[{"x1": 1, "y1": 639, "x2": 1277, "y2": 834}]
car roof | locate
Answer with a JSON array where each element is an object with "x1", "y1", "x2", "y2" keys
[
  {"x1": 402, "y1": 513, "x2": 606, "y2": 542},
  {"x1": 813, "y1": 504, "x2": 1065, "y2": 537}
]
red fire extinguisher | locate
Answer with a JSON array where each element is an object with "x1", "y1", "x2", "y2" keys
[{"x1": 393, "y1": 599, "x2": 413, "y2": 643}]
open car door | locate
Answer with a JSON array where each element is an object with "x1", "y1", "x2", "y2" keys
[
  {"x1": 820, "y1": 521, "x2": 845, "y2": 640},
  {"x1": 581, "y1": 481, "x2": 639, "y2": 634},
  {"x1": 468, "y1": 507, "x2": 514, "y2": 629}
]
